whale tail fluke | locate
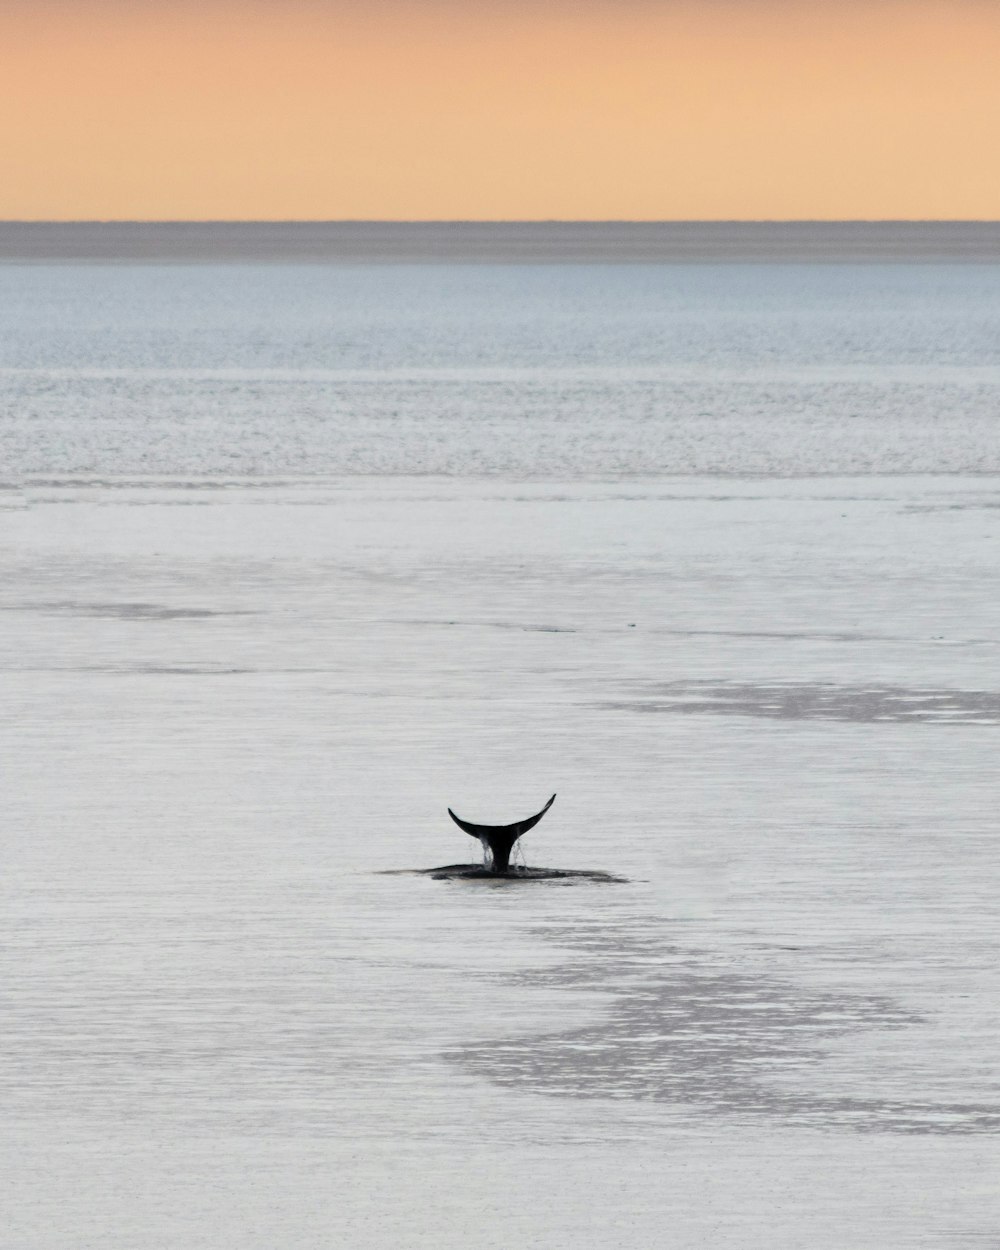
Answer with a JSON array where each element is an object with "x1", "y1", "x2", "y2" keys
[{"x1": 447, "y1": 794, "x2": 556, "y2": 875}]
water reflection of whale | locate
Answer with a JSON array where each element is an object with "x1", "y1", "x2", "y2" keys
[{"x1": 447, "y1": 793, "x2": 556, "y2": 875}]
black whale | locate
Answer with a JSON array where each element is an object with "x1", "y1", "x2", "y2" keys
[{"x1": 447, "y1": 794, "x2": 556, "y2": 875}]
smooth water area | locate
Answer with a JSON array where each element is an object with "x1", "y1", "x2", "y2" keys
[
  {"x1": 3, "y1": 262, "x2": 1000, "y2": 478},
  {"x1": 2, "y1": 262, "x2": 999, "y2": 1248}
]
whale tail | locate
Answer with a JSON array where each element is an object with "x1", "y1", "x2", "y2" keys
[{"x1": 447, "y1": 794, "x2": 556, "y2": 875}]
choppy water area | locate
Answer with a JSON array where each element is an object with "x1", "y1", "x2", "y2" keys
[{"x1": 2, "y1": 263, "x2": 1000, "y2": 1248}]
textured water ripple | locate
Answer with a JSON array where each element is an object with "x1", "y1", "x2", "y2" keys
[
  {"x1": 601, "y1": 681, "x2": 1000, "y2": 725},
  {"x1": 451, "y1": 923, "x2": 1000, "y2": 1135}
]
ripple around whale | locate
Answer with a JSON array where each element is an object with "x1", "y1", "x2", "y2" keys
[{"x1": 384, "y1": 865, "x2": 629, "y2": 884}]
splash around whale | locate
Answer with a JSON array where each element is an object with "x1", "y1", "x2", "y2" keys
[{"x1": 418, "y1": 864, "x2": 627, "y2": 883}]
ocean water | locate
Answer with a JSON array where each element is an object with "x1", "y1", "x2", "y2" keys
[
  {"x1": 3, "y1": 262, "x2": 1000, "y2": 478},
  {"x1": 2, "y1": 260, "x2": 999, "y2": 1248}
]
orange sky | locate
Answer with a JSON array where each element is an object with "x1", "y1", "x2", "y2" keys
[{"x1": 2, "y1": 0, "x2": 999, "y2": 220}]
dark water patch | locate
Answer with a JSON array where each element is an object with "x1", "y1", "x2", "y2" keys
[
  {"x1": 903, "y1": 500, "x2": 1000, "y2": 513},
  {"x1": 383, "y1": 865, "x2": 628, "y2": 884},
  {"x1": 600, "y1": 681, "x2": 1000, "y2": 725},
  {"x1": 22, "y1": 476, "x2": 294, "y2": 491},
  {"x1": 507, "y1": 492, "x2": 901, "y2": 504},
  {"x1": 399, "y1": 617, "x2": 577, "y2": 634},
  {"x1": 0, "y1": 600, "x2": 256, "y2": 620},
  {"x1": 8, "y1": 664, "x2": 338, "y2": 676},
  {"x1": 450, "y1": 922, "x2": 1000, "y2": 1135},
  {"x1": 655, "y1": 627, "x2": 902, "y2": 643},
  {"x1": 111, "y1": 499, "x2": 218, "y2": 508},
  {"x1": 7, "y1": 664, "x2": 259, "y2": 676},
  {"x1": 123, "y1": 665, "x2": 256, "y2": 676},
  {"x1": 650, "y1": 628, "x2": 999, "y2": 648}
]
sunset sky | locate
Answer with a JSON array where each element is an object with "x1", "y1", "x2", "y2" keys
[{"x1": 3, "y1": 0, "x2": 999, "y2": 220}]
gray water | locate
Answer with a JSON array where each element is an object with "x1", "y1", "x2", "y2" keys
[{"x1": 2, "y1": 261, "x2": 999, "y2": 1248}]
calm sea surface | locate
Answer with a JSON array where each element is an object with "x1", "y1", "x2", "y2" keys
[{"x1": 2, "y1": 262, "x2": 999, "y2": 1248}]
